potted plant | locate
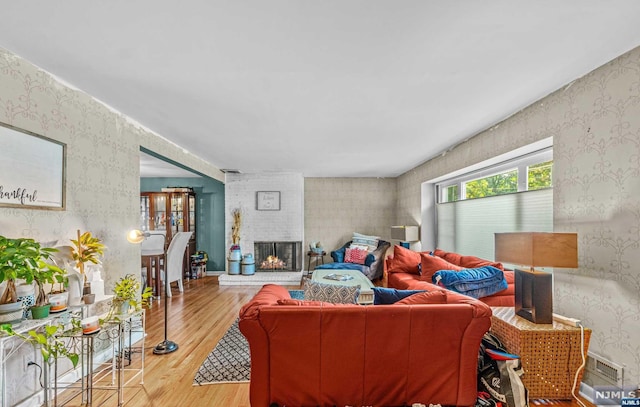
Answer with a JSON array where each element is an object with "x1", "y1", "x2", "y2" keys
[
  {"x1": 105, "y1": 274, "x2": 153, "y2": 321},
  {"x1": 70, "y1": 230, "x2": 106, "y2": 295},
  {"x1": 30, "y1": 254, "x2": 66, "y2": 319},
  {"x1": 0, "y1": 236, "x2": 62, "y2": 323}
]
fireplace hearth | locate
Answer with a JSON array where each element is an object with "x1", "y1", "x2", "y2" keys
[{"x1": 254, "y1": 241, "x2": 302, "y2": 272}]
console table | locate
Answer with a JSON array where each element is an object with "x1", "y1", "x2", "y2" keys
[{"x1": 490, "y1": 307, "x2": 591, "y2": 399}]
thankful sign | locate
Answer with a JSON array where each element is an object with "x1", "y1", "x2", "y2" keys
[{"x1": 0, "y1": 124, "x2": 65, "y2": 209}]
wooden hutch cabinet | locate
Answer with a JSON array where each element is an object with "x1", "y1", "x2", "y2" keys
[{"x1": 140, "y1": 190, "x2": 196, "y2": 277}]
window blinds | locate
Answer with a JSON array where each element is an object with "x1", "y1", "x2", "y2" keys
[{"x1": 436, "y1": 188, "x2": 552, "y2": 260}]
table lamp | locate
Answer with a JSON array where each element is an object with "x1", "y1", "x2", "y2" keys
[
  {"x1": 494, "y1": 232, "x2": 578, "y2": 324},
  {"x1": 391, "y1": 226, "x2": 419, "y2": 248}
]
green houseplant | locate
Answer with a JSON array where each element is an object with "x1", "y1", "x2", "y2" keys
[
  {"x1": 70, "y1": 230, "x2": 106, "y2": 299},
  {"x1": 0, "y1": 322, "x2": 80, "y2": 367},
  {"x1": 105, "y1": 274, "x2": 153, "y2": 320},
  {"x1": 0, "y1": 236, "x2": 64, "y2": 322}
]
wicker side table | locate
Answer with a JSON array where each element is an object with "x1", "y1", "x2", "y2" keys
[{"x1": 490, "y1": 307, "x2": 591, "y2": 400}]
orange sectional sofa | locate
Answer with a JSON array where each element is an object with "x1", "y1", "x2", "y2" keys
[
  {"x1": 385, "y1": 246, "x2": 515, "y2": 307},
  {"x1": 239, "y1": 283, "x2": 492, "y2": 407}
]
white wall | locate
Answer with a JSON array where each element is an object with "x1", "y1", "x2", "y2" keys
[{"x1": 224, "y1": 172, "x2": 304, "y2": 267}]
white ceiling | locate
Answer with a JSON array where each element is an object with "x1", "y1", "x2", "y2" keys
[{"x1": 2, "y1": 1, "x2": 640, "y2": 178}]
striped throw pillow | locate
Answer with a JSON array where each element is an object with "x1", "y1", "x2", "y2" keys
[{"x1": 351, "y1": 232, "x2": 379, "y2": 251}]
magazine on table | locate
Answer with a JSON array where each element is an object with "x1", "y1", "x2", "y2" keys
[{"x1": 323, "y1": 273, "x2": 354, "y2": 281}]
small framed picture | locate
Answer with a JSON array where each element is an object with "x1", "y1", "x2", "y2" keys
[{"x1": 256, "y1": 191, "x2": 280, "y2": 211}]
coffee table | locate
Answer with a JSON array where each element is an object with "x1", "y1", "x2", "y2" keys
[{"x1": 311, "y1": 268, "x2": 374, "y2": 304}]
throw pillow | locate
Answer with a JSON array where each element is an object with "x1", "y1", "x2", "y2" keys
[
  {"x1": 351, "y1": 232, "x2": 379, "y2": 251},
  {"x1": 386, "y1": 245, "x2": 421, "y2": 275},
  {"x1": 396, "y1": 290, "x2": 448, "y2": 305},
  {"x1": 433, "y1": 249, "x2": 463, "y2": 265},
  {"x1": 419, "y1": 253, "x2": 464, "y2": 280},
  {"x1": 372, "y1": 287, "x2": 426, "y2": 305},
  {"x1": 460, "y1": 255, "x2": 504, "y2": 270},
  {"x1": 345, "y1": 246, "x2": 368, "y2": 264},
  {"x1": 303, "y1": 278, "x2": 360, "y2": 304}
]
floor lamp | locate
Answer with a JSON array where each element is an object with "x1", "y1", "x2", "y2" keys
[{"x1": 127, "y1": 230, "x2": 178, "y2": 354}]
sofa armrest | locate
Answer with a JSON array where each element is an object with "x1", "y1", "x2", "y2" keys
[
  {"x1": 331, "y1": 241, "x2": 351, "y2": 263},
  {"x1": 239, "y1": 284, "x2": 291, "y2": 319}
]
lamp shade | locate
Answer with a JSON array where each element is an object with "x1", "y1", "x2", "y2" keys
[
  {"x1": 127, "y1": 229, "x2": 149, "y2": 244},
  {"x1": 494, "y1": 232, "x2": 577, "y2": 324},
  {"x1": 494, "y1": 232, "x2": 577, "y2": 269},
  {"x1": 391, "y1": 226, "x2": 419, "y2": 242}
]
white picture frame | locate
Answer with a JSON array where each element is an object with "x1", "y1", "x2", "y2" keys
[
  {"x1": 0, "y1": 122, "x2": 66, "y2": 210},
  {"x1": 256, "y1": 191, "x2": 280, "y2": 211}
]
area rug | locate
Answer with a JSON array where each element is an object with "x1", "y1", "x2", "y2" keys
[{"x1": 193, "y1": 318, "x2": 251, "y2": 385}]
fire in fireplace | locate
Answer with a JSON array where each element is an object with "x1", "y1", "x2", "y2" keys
[
  {"x1": 254, "y1": 241, "x2": 302, "y2": 272},
  {"x1": 260, "y1": 255, "x2": 286, "y2": 270}
]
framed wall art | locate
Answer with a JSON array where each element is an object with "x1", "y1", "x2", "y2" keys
[
  {"x1": 256, "y1": 191, "x2": 280, "y2": 211},
  {"x1": 0, "y1": 122, "x2": 66, "y2": 210}
]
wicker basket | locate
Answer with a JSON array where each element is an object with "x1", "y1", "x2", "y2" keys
[{"x1": 490, "y1": 307, "x2": 591, "y2": 399}]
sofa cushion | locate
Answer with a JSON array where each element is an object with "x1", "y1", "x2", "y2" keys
[
  {"x1": 277, "y1": 298, "x2": 348, "y2": 307},
  {"x1": 345, "y1": 246, "x2": 368, "y2": 264},
  {"x1": 420, "y1": 253, "x2": 464, "y2": 279},
  {"x1": 386, "y1": 245, "x2": 421, "y2": 275},
  {"x1": 372, "y1": 287, "x2": 426, "y2": 305},
  {"x1": 303, "y1": 278, "x2": 360, "y2": 304},
  {"x1": 433, "y1": 249, "x2": 504, "y2": 270},
  {"x1": 395, "y1": 289, "x2": 448, "y2": 305},
  {"x1": 432, "y1": 266, "x2": 508, "y2": 299}
]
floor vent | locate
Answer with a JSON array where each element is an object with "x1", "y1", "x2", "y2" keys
[{"x1": 585, "y1": 351, "x2": 624, "y2": 387}]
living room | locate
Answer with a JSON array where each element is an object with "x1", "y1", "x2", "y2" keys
[{"x1": 1, "y1": 3, "x2": 639, "y2": 406}]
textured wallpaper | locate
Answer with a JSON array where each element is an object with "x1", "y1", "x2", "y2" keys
[
  {"x1": 0, "y1": 47, "x2": 223, "y2": 404},
  {"x1": 304, "y1": 177, "x2": 397, "y2": 253},
  {"x1": 397, "y1": 45, "x2": 640, "y2": 386}
]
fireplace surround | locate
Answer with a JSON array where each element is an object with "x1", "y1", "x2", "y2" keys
[{"x1": 254, "y1": 241, "x2": 302, "y2": 272}]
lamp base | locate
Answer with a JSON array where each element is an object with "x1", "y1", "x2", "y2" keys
[
  {"x1": 514, "y1": 268, "x2": 553, "y2": 324},
  {"x1": 153, "y1": 340, "x2": 178, "y2": 355}
]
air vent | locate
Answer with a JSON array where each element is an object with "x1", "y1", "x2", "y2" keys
[
  {"x1": 586, "y1": 351, "x2": 624, "y2": 386},
  {"x1": 221, "y1": 169, "x2": 241, "y2": 174}
]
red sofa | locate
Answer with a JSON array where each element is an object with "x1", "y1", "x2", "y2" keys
[
  {"x1": 385, "y1": 246, "x2": 515, "y2": 307},
  {"x1": 239, "y1": 284, "x2": 492, "y2": 407}
]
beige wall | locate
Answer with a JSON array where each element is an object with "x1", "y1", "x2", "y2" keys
[
  {"x1": 397, "y1": 45, "x2": 640, "y2": 385},
  {"x1": 304, "y1": 178, "x2": 396, "y2": 253}
]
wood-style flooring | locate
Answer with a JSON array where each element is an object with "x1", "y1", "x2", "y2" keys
[{"x1": 58, "y1": 276, "x2": 592, "y2": 407}]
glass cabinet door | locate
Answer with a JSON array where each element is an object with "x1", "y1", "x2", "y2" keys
[
  {"x1": 140, "y1": 195, "x2": 150, "y2": 230},
  {"x1": 188, "y1": 195, "x2": 196, "y2": 234},
  {"x1": 170, "y1": 193, "x2": 184, "y2": 235},
  {"x1": 153, "y1": 194, "x2": 167, "y2": 231}
]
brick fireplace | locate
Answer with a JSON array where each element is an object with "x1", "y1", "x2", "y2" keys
[{"x1": 254, "y1": 241, "x2": 302, "y2": 272}]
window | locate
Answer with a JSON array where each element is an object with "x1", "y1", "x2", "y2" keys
[
  {"x1": 438, "y1": 149, "x2": 552, "y2": 203},
  {"x1": 434, "y1": 147, "x2": 553, "y2": 260}
]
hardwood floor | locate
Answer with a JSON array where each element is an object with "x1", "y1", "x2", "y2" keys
[{"x1": 58, "y1": 276, "x2": 592, "y2": 407}]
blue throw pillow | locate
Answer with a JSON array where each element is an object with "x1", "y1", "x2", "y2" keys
[{"x1": 373, "y1": 287, "x2": 426, "y2": 305}]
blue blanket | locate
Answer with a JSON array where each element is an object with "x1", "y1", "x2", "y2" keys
[{"x1": 432, "y1": 266, "x2": 507, "y2": 299}]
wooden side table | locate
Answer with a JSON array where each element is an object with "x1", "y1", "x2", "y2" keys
[
  {"x1": 490, "y1": 307, "x2": 591, "y2": 400},
  {"x1": 306, "y1": 250, "x2": 326, "y2": 274}
]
